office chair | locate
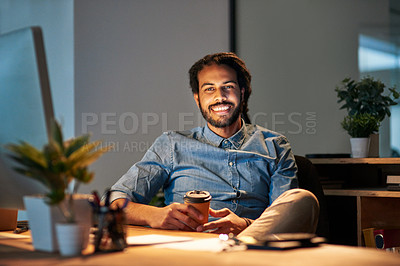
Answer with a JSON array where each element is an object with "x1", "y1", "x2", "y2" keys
[{"x1": 294, "y1": 155, "x2": 330, "y2": 238}]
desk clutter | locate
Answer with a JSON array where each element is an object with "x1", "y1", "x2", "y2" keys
[
  {"x1": 238, "y1": 233, "x2": 326, "y2": 250},
  {"x1": 125, "y1": 233, "x2": 326, "y2": 252},
  {"x1": 386, "y1": 175, "x2": 400, "y2": 191},
  {"x1": 363, "y1": 228, "x2": 400, "y2": 253},
  {"x1": 89, "y1": 190, "x2": 127, "y2": 252},
  {"x1": 3, "y1": 225, "x2": 400, "y2": 266}
]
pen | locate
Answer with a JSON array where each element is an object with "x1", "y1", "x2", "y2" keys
[
  {"x1": 14, "y1": 227, "x2": 29, "y2": 234},
  {"x1": 92, "y1": 190, "x2": 101, "y2": 206},
  {"x1": 88, "y1": 197, "x2": 98, "y2": 210},
  {"x1": 104, "y1": 188, "x2": 111, "y2": 207}
]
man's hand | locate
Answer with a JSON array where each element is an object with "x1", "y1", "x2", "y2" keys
[
  {"x1": 196, "y1": 208, "x2": 248, "y2": 235},
  {"x1": 112, "y1": 199, "x2": 204, "y2": 231},
  {"x1": 149, "y1": 203, "x2": 204, "y2": 231}
]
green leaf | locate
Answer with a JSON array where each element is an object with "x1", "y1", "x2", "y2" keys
[
  {"x1": 46, "y1": 189, "x2": 66, "y2": 205},
  {"x1": 72, "y1": 168, "x2": 94, "y2": 184},
  {"x1": 50, "y1": 120, "x2": 64, "y2": 152},
  {"x1": 6, "y1": 142, "x2": 47, "y2": 169},
  {"x1": 64, "y1": 134, "x2": 90, "y2": 157},
  {"x1": 341, "y1": 113, "x2": 380, "y2": 138},
  {"x1": 390, "y1": 88, "x2": 400, "y2": 99},
  {"x1": 66, "y1": 140, "x2": 110, "y2": 168},
  {"x1": 342, "y1": 77, "x2": 351, "y2": 83},
  {"x1": 335, "y1": 76, "x2": 399, "y2": 123},
  {"x1": 75, "y1": 148, "x2": 111, "y2": 170}
]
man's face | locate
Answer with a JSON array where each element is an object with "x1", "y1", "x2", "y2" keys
[{"x1": 194, "y1": 64, "x2": 244, "y2": 129}]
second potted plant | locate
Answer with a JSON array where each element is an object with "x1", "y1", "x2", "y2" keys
[
  {"x1": 341, "y1": 113, "x2": 380, "y2": 158},
  {"x1": 335, "y1": 76, "x2": 399, "y2": 157}
]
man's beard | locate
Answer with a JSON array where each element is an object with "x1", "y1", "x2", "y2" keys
[{"x1": 199, "y1": 100, "x2": 242, "y2": 128}]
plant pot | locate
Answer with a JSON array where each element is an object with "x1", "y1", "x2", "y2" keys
[
  {"x1": 23, "y1": 194, "x2": 92, "y2": 252},
  {"x1": 350, "y1": 137, "x2": 370, "y2": 158},
  {"x1": 368, "y1": 133, "x2": 379, "y2": 158},
  {"x1": 55, "y1": 223, "x2": 84, "y2": 256}
]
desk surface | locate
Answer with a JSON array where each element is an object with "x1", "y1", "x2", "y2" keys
[{"x1": 1, "y1": 226, "x2": 399, "y2": 265}]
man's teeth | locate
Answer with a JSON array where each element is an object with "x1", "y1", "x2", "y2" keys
[{"x1": 213, "y1": 105, "x2": 230, "y2": 111}]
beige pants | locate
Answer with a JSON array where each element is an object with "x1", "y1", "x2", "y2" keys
[{"x1": 238, "y1": 188, "x2": 319, "y2": 241}]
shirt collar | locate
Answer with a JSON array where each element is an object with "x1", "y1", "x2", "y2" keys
[{"x1": 203, "y1": 119, "x2": 247, "y2": 149}]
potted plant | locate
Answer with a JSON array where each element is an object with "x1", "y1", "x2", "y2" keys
[
  {"x1": 335, "y1": 76, "x2": 399, "y2": 157},
  {"x1": 6, "y1": 120, "x2": 111, "y2": 255},
  {"x1": 341, "y1": 113, "x2": 380, "y2": 158}
]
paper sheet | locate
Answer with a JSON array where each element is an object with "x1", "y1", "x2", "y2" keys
[
  {"x1": 155, "y1": 237, "x2": 227, "y2": 252},
  {"x1": 127, "y1": 234, "x2": 246, "y2": 252},
  {"x1": 155, "y1": 237, "x2": 247, "y2": 252},
  {"x1": 0, "y1": 232, "x2": 30, "y2": 239},
  {"x1": 126, "y1": 234, "x2": 193, "y2": 246}
]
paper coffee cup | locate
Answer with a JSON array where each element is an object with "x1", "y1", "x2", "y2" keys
[{"x1": 183, "y1": 190, "x2": 211, "y2": 224}]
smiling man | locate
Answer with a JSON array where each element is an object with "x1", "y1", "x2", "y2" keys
[{"x1": 110, "y1": 53, "x2": 319, "y2": 239}]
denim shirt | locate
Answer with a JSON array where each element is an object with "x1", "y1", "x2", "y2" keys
[{"x1": 110, "y1": 122, "x2": 298, "y2": 220}]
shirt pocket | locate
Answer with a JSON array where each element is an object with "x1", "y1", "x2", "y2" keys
[{"x1": 236, "y1": 155, "x2": 273, "y2": 196}]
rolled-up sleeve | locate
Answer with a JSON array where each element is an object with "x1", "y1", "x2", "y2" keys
[
  {"x1": 268, "y1": 135, "x2": 298, "y2": 204},
  {"x1": 109, "y1": 133, "x2": 172, "y2": 204}
]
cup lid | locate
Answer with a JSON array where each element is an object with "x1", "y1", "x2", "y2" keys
[{"x1": 184, "y1": 190, "x2": 212, "y2": 203}]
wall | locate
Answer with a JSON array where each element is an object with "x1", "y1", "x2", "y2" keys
[
  {"x1": 4, "y1": 0, "x2": 388, "y2": 196},
  {"x1": 74, "y1": 0, "x2": 230, "y2": 193},
  {"x1": 237, "y1": 0, "x2": 390, "y2": 156}
]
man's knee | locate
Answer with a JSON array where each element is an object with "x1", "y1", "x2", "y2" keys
[
  {"x1": 239, "y1": 189, "x2": 320, "y2": 237},
  {"x1": 277, "y1": 188, "x2": 320, "y2": 215},
  {"x1": 287, "y1": 188, "x2": 319, "y2": 206},
  {"x1": 276, "y1": 188, "x2": 320, "y2": 233}
]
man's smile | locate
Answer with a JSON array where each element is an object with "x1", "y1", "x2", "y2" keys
[{"x1": 210, "y1": 103, "x2": 233, "y2": 114}]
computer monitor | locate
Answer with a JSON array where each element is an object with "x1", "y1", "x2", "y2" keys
[{"x1": 0, "y1": 26, "x2": 55, "y2": 210}]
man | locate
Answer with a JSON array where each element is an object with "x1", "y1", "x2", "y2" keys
[{"x1": 110, "y1": 52, "x2": 319, "y2": 239}]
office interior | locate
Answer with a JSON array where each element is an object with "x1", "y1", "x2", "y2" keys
[{"x1": 1, "y1": 0, "x2": 400, "y2": 246}]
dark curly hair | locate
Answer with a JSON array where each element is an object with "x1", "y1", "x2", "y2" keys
[{"x1": 188, "y1": 52, "x2": 252, "y2": 124}]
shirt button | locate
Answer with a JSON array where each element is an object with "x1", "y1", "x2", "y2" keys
[{"x1": 229, "y1": 162, "x2": 233, "y2": 167}]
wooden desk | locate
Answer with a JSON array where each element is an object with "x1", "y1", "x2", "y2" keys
[
  {"x1": 310, "y1": 158, "x2": 400, "y2": 246},
  {"x1": 0, "y1": 226, "x2": 399, "y2": 265}
]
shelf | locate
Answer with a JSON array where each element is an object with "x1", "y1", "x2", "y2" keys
[
  {"x1": 324, "y1": 188, "x2": 400, "y2": 198},
  {"x1": 309, "y1": 157, "x2": 400, "y2": 165},
  {"x1": 324, "y1": 188, "x2": 400, "y2": 246},
  {"x1": 315, "y1": 159, "x2": 400, "y2": 247}
]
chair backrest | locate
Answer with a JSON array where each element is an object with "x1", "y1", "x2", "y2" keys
[{"x1": 294, "y1": 155, "x2": 329, "y2": 238}]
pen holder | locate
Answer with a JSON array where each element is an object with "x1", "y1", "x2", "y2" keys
[{"x1": 94, "y1": 206, "x2": 127, "y2": 252}]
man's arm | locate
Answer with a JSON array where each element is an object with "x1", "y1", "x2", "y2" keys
[
  {"x1": 109, "y1": 133, "x2": 203, "y2": 231},
  {"x1": 269, "y1": 135, "x2": 298, "y2": 204},
  {"x1": 112, "y1": 198, "x2": 205, "y2": 231}
]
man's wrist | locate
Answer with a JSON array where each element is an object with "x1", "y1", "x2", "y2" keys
[{"x1": 242, "y1": 217, "x2": 253, "y2": 227}]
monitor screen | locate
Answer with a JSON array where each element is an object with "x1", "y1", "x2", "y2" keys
[{"x1": 0, "y1": 26, "x2": 55, "y2": 210}]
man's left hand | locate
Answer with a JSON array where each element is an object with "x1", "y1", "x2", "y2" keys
[{"x1": 196, "y1": 208, "x2": 247, "y2": 234}]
